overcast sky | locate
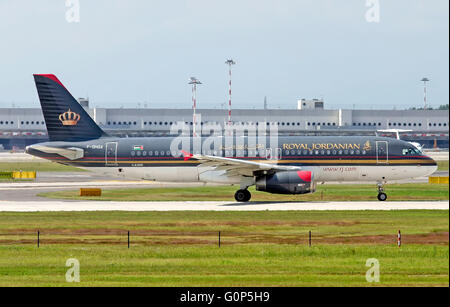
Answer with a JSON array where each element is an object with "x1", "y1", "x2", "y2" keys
[{"x1": 0, "y1": 0, "x2": 448, "y2": 110}]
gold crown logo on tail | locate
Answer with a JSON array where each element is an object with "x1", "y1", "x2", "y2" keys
[{"x1": 59, "y1": 109, "x2": 80, "y2": 126}]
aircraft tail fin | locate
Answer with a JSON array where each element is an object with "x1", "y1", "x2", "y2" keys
[{"x1": 33, "y1": 74, "x2": 107, "y2": 142}]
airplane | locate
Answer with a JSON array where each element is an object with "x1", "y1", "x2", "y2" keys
[
  {"x1": 26, "y1": 74, "x2": 438, "y2": 202},
  {"x1": 377, "y1": 129, "x2": 424, "y2": 152}
]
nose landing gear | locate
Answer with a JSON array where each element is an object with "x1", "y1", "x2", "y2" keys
[
  {"x1": 377, "y1": 183, "x2": 387, "y2": 201},
  {"x1": 235, "y1": 189, "x2": 251, "y2": 202}
]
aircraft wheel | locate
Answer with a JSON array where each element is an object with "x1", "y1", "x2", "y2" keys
[
  {"x1": 235, "y1": 189, "x2": 251, "y2": 202},
  {"x1": 377, "y1": 193, "x2": 387, "y2": 202}
]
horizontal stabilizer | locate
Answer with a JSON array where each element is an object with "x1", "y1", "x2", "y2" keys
[{"x1": 26, "y1": 145, "x2": 84, "y2": 160}]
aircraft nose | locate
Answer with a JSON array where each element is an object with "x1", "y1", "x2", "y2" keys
[
  {"x1": 426, "y1": 154, "x2": 438, "y2": 165},
  {"x1": 432, "y1": 157, "x2": 438, "y2": 169},
  {"x1": 423, "y1": 154, "x2": 438, "y2": 176}
]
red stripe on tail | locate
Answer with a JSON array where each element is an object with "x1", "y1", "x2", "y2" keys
[{"x1": 33, "y1": 74, "x2": 67, "y2": 90}]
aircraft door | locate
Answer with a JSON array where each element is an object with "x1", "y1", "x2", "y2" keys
[
  {"x1": 376, "y1": 141, "x2": 389, "y2": 164},
  {"x1": 105, "y1": 142, "x2": 118, "y2": 166},
  {"x1": 275, "y1": 148, "x2": 282, "y2": 160},
  {"x1": 265, "y1": 148, "x2": 282, "y2": 161},
  {"x1": 265, "y1": 148, "x2": 272, "y2": 160}
]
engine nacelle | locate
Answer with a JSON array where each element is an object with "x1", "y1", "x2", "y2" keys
[{"x1": 256, "y1": 171, "x2": 316, "y2": 195}]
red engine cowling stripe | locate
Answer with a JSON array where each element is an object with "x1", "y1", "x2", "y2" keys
[{"x1": 297, "y1": 171, "x2": 312, "y2": 182}]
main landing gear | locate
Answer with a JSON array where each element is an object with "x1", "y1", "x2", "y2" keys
[
  {"x1": 377, "y1": 183, "x2": 387, "y2": 201},
  {"x1": 235, "y1": 189, "x2": 251, "y2": 202}
]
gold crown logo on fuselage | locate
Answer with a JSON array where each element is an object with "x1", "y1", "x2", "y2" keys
[{"x1": 363, "y1": 141, "x2": 372, "y2": 151}]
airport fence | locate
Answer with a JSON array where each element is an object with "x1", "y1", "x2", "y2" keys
[{"x1": 0, "y1": 229, "x2": 408, "y2": 248}]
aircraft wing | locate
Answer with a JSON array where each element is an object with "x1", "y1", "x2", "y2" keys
[
  {"x1": 190, "y1": 154, "x2": 301, "y2": 177},
  {"x1": 27, "y1": 145, "x2": 84, "y2": 160}
]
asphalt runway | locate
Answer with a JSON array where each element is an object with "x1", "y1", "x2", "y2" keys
[
  {"x1": 0, "y1": 170, "x2": 448, "y2": 202},
  {"x1": 0, "y1": 200, "x2": 448, "y2": 212},
  {"x1": 0, "y1": 177, "x2": 210, "y2": 201},
  {"x1": 0, "y1": 173, "x2": 448, "y2": 212}
]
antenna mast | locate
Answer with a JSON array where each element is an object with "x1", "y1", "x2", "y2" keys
[{"x1": 189, "y1": 77, "x2": 202, "y2": 137}]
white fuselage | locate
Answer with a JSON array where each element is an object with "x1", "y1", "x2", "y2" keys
[{"x1": 83, "y1": 163, "x2": 437, "y2": 185}]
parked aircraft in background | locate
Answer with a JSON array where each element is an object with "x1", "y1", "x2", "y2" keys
[{"x1": 377, "y1": 129, "x2": 424, "y2": 152}]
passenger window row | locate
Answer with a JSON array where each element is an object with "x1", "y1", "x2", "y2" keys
[
  {"x1": 128, "y1": 150, "x2": 272, "y2": 158},
  {"x1": 128, "y1": 149, "x2": 370, "y2": 158},
  {"x1": 284, "y1": 149, "x2": 367, "y2": 156}
]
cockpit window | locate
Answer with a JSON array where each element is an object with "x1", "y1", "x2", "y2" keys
[{"x1": 402, "y1": 148, "x2": 421, "y2": 156}]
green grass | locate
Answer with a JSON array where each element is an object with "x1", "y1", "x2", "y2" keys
[
  {"x1": 39, "y1": 183, "x2": 449, "y2": 202},
  {"x1": 438, "y1": 160, "x2": 449, "y2": 171},
  {"x1": 0, "y1": 245, "x2": 447, "y2": 287},
  {"x1": 0, "y1": 211, "x2": 447, "y2": 286},
  {"x1": 0, "y1": 162, "x2": 85, "y2": 172}
]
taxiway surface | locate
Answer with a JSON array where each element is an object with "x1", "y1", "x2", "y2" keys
[{"x1": 0, "y1": 200, "x2": 448, "y2": 212}]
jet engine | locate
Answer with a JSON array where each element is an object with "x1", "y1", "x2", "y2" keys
[{"x1": 255, "y1": 171, "x2": 316, "y2": 195}]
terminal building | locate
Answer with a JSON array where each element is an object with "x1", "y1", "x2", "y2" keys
[{"x1": 0, "y1": 98, "x2": 448, "y2": 149}]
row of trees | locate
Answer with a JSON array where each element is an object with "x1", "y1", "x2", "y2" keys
[{"x1": 409, "y1": 104, "x2": 449, "y2": 110}]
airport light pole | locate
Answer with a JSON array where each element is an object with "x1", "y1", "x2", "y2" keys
[
  {"x1": 225, "y1": 59, "x2": 236, "y2": 130},
  {"x1": 421, "y1": 78, "x2": 429, "y2": 110},
  {"x1": 189, "y1": 77, "x2": 202, "y2": 137}
]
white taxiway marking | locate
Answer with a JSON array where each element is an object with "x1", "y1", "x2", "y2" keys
[{"x1": 0, "y1": 201, "x2": 447, "y2": 212}]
